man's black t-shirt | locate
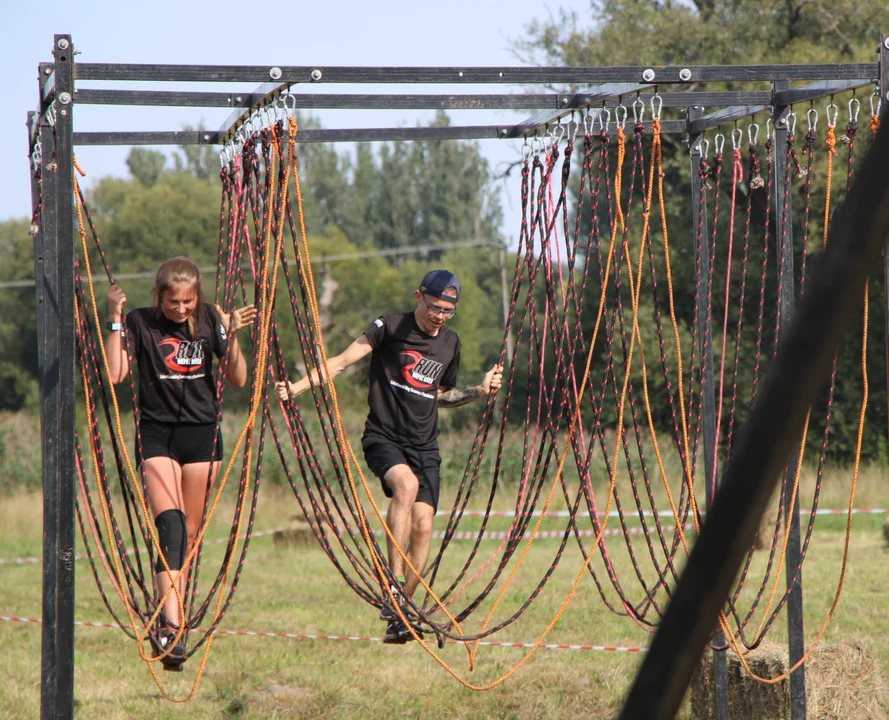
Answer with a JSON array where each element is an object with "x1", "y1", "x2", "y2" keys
[
  {"x1": 362, "y1": 312, "x2": 460, "y2": 451},
  {"x1": 125, "y1": 305, "x2": 228, "y2": 424}
]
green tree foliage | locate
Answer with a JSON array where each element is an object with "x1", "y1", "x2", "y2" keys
[
  {"x1": 126, "y1": 149, "x2": 166, "y2": 188},
  {"x1": 298, "y1": 112, "x2": 503, "y2": 257},
  {"x1": 0, "y1": 219, "x2": 38, "y2": 411},
  {"x1": 516, "y1": 0, "x2": 881, "y2": 68}
]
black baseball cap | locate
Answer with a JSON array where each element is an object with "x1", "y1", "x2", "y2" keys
[{"x1": 418, "y1": 270, "x2": 461, "y2": 302}]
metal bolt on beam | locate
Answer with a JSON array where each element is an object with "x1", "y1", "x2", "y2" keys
[
  {"x1": 884, "y1": 37, "x2": 889, "y2": 50},
  {"x1": 57, "y1": 38, "x2": 69, "y2": 50},
  {"x1": 643, "y1": 69, "x2": 656, "y2": 82},
  {"x1": 310, "y1": 69, "x2": 322, "y2": 81},
  {"x1": 44, "y1": 67, "x2": 52, "y2": 75},
  {"x1": 680, "y1": 68, "x2": 692, "y2": 82},
  {"x1": 269, "y1": 66, "x2": 282, "y2": 80},
  {"x1": 58, "y1": 92, "x2": 71, "y2": 105}
]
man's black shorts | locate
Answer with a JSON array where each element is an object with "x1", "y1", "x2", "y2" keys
[
  {"x1": 362, "y1": 436, "x2": 441, "y2": 511},
  {"x1": 137, "y1": 420, "x2": 224, "y2": 466}
]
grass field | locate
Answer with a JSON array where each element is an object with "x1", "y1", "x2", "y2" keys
[{"x1": 2, "y1": 411, "x2": 889, "y2": 718}]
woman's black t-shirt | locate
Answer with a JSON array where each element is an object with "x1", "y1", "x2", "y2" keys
[
  {"x1": 125, "y1": 305, "x2": 228, "y2": 424},
  {"x1": 362, "y1": 312, "x2": 460, "y2": 451}
]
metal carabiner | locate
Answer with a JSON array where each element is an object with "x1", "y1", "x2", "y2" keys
[
  {"x1": 599, "y1": 107, "x2": 611, "y2": 134},
  {"x1": 583, "y1": 109, "x2": 594, "y2": 136},
  {"x1": 632, "y1": 97, "x2": 645, "y2": 124},
  {"x1": 786, "y1": 111, "x2": 797, "y2": 137},
  {"x1": 826, "y1": 102, "x2": 838, "y2": 127},
  {"x1": 714, "y1": 133, "x2": 725, "y2": 157},
  {"x1": 806, "y1": 107, "x2": 818, "y2": 133},
  {"x1": 285, "y1": 93, "x2": 297, "y2": 118},
  {"x1": 848, "y1": 97, "x2": 860, "y2": 124},
  {"x1": 748, "y1": 122, "x2": 760, "y2": 147},
  {"x1": 871, "y1": 91, "x2": 882, "y2": 119},
  {"x1": 553, "y1": 122, "x2": 566, "y2": 147},
  {"x1": 696, "y1": 137, "x2": 710, "y2": 161},
  {"x1": 731, "y1": 127, "x2": 742, "y2": 150},
  {"x1": 567, "y1": 115, "x2": 579, "y2": 143},
  {"x1": 650, "y1": 93, "x2": 663, "y2": 120},
  {"x1": 616, "y1": 104, "x2": 628, "y2": 130},
  {"x1": 521, "y1": 139, "x2": 531, "y2": 162}
]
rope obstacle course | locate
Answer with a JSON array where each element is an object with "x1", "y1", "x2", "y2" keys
[{"x1": 24, "y1": 32, "x2": 889, "y2": 718}]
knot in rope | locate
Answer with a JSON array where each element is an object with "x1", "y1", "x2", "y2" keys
[
  {"x1": 825, "y1": 125, "x2": 838, "y2": 156},
  {"x1": 870, "y1": 114, "x2": 881, "y2": 134},
  {"x1": 652, "y1": 118, "x2": 661, "y2": 135},
  {"x1": 72, "y1": 154, "x2": 86, "y2": 178}
]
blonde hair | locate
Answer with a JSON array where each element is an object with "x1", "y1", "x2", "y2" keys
[{"x1": 151, "y1": 256, "x2": 203, "y2": 338}]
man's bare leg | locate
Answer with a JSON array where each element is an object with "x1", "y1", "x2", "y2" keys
[
  {"x1": 404, "y1": 502, "x2": 435, "y2": 599},
  {"x1": 382, "y1": 464, "x2": 419, "y2": 581}
]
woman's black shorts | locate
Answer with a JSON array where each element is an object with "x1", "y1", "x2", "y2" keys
[
  {"x1": 362, "y1": 435, "x2": 441, "y2": 511},
  {"x1": 137, "y1": 421, "x2": 223, "y2": 466}
]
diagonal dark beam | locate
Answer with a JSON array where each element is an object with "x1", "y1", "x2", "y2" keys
[
  {"x1": 774, "y1": 77, "x2": 873, "y2": 106},
  {"x1": 506, "y1": 83, "x2": 648, "y2": 138},
  {"x1": 688, "y1": 78, "x2": 878, "y2": 134},
  {"x1": 687, "y1": 104, "x2": 770, "y2": 134},
  {"x1": 217, "y1": 81, "x2": 288, "y2": 143},
  {"x1": 72, "y1": 119, "x2": 689, "y2": 147},
  {"x1": 619, "y1": 106, "x2": 889, "y2": 720}
]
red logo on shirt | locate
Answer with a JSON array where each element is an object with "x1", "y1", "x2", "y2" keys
[
  {"x1": 400, "y1": 351, "x2": 444, "y2": 389},
  {"x1": 158, "y1": 338, "x2": 205, "y2": 374}
]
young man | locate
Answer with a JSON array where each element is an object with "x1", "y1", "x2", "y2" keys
[{"x1": 276, "y1": 269, "x2": 503, "y2": 643}]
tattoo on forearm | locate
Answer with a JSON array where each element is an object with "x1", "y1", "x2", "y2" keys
[{"x1": 438, "y1": 386, "x2": 485, "y2": 408}]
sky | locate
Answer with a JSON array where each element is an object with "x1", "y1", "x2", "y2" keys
[{"x1": 3, "y1": 0, "x2": 592, "y2": 247}]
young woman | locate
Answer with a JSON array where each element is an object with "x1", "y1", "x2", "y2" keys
[{"x1": 106, "y1": 256, "x2": 256, "y2": 670}]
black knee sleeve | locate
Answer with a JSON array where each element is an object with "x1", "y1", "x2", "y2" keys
[{"x1": 154, "y1": 509, "x2": 187, "y2": 573}]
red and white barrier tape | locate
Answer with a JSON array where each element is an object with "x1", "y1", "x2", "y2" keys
[
  {"x1": 4, "y1": 504, "x2": 879, "y2": 568},
  {"x1": 0, "y1": 523, "x2": 692, "y2": 567},
  {"x1": 435, "y1": 507, "x2": 889, "y2": 518},
  {"x1": 0, "y1": 525, "x2": 287, "y2": 567},
  {"x1": 0, "y1": 613, "x2": 646, "y2": 653}
]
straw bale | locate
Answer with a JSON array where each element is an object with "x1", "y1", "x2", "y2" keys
[
  {"x1": 272, "y1": 514, "x2": 320, "y2": 548},
  {"x1": 806, "y1": 638, "x2": 888, "y2": 719},
  {"x1": 690, "y1": 638, "x2": 887, "y2": 720}
]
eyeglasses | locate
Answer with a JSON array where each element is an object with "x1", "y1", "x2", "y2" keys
[{"x1": 421, "y1": 294, "x2": 457, "y2": 318}]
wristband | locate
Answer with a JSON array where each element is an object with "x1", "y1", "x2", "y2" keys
[{"x1": 107, "y1": 322, "x2": 124, "y2": 332}]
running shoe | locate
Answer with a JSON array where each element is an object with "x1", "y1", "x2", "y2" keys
[
  {"x1": 151, "y1": 627, "x2": 187, "y2": 671},
  {"x1": 379, "y1": 585, "x2": 407, "y2": 621},
  {"x1": 382, "y1": 618, "x2": 424, "y2": 645}
]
